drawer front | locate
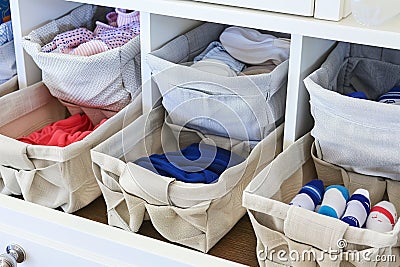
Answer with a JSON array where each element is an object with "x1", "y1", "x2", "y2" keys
[
  {"x1": 0, "y1": 195, "x2": 241, "y2": 267},
  {"x1": 190, "y1": 0, "x2": 315, "y2": 16}
]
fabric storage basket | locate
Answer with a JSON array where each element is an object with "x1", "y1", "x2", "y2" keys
[
  {"x1": 0, "y1": 82, "x2": 142, "y2": 213},
  {"x1": 91, "y1": 106, "x2": 283, "y2": 252},
  {"x1": 22, "y1": 4, "x2": 141, "y2": 113},
  {"x1": 146, "y1": 22, "x2": 288, "y2": 143},
  {"x1": 243, "y1": 133, "x2": 400, "y2": 267},
  {"x1": 0, "y1": 39, "x2": 17, "y2": 86},
  {"x1": 0, "y1": 75, "x2": 17, "y2": 97},
  {"x1": 304, "y1": 42, "x2": 400, "y2": 181}
]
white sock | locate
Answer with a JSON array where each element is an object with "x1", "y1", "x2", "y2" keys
[
  {"x1": 366, "y1": 201, "x2": 398, "y2": 233},
  {"x1": 289, "y1": 180, "x2": 324, "y2": 211},
  {"x1": 341, "y1": 189, "x2": 370, "y2": 227},
  {"x1": 318, "y1": 185, "x2": 349, "y2": 218}
]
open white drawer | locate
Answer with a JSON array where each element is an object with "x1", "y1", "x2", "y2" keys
[
  {"x1": 188, "y1": 0, "x2": 351, "y2": 21},
  {"x1": 0, "y1": 195, "x2": 243, "y2": 267}
]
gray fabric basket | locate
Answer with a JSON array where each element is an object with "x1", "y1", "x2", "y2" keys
[
  {"x1": 304, "y1": 42, "x2": 400, "y2": 181},
  {"x1": 22, "y1": 4, "x2": 141, "y2": 113},
  {"x1": 146, "y1": 23, "x2": 288, "y2": 143},
  {"x1": 0, "y1": 40, "x2": 16, "y2": 84}
]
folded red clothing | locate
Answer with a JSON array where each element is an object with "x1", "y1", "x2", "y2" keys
[{"x1": 17, "y1": 113, "x2": 107, "y2": 147}]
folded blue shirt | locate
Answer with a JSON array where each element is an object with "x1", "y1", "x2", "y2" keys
[
  {"x1": 194, "y1": 41, "x2": 245, "y2": 74},
  {"x1": 134, "y1": 143, "x2": 245, "y2": 184}
]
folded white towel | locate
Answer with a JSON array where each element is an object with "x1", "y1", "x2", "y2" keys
[{"x1": 220, "y1": 26, "x2": 290, "y2": 65}]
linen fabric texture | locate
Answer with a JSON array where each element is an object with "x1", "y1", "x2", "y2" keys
[
  {"x1": 304, "y1": 42, "x2": 400, "y2": 181},
  {"x1": 0, "y1": 82, "x2": 142, "y2": 213},
  {"x1": 0, "y1": 75, "x2": 17, "y2": 97},
  {"x1": 146, "y1": 22, "x2": 288, "y2": 143},
  {"x1": 243, "y1": 133, "x2": 400, "y2": 267},
  {"x1": 22, "y1": 4, "x2": 141, "y2": 113},
  {"x1": 91, "y1": 106, "x2": 283, "y2": 252}
]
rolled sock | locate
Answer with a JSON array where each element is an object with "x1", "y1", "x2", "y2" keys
[
  {"x1": 220, "y1": 26, "x2": 290, "y2": 65},
  {"x1": 341, "y1": 189, "x2": 371, "y2": 227},
  {"x1": 70, "y1": 40, "x2": 109, "y2": 56},
  {"x1": 346, "y1": 91, "x2": 368, "y2": 99},
  {"x1": 191, "y1": 59, "x2": 237, "y2": 77},
  {"x1": 106, "y1": 11, "x2": 118, "y2": 27},
  {"x1": 116, "y1": 8, "x2": 140, "y2": 27},
  {"x1": 378, "y1": 86, "x2": 400, "y2": 105},
  {"x1": 194, "y1": 41, "x2": 245, "y2": 73},
  {"x1": 366, "y1": 201, "x2": 398, "y2": 233},
  {"x1": 289, "y1": 180, "x2": 324, "y2": 211},
  {"x1": 318, "y1": 185, "x2": 349, "y2": 218}
]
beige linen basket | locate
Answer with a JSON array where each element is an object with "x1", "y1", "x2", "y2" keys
[
  {"x1": 0, "y1": 82, "x2": 142, "y2": 213},
  {"x1": 22, "y1": 4, "x2": 141, "y2": 113},
  {"x1": 91, "y1": 106, "x2": 283, "y2": 252},
  {"x1": 0, "y1": 75, "x2": 18, "y2": 97},
  {"x1": 243, "y1": 133, "x2": 400, "y2": 266}
]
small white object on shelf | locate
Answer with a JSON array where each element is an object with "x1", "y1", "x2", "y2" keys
[
  {"x1": 314, "y1": 0, "x2": 352, "y2": 21},
  {"x1": 351, "y1": 0, "x2": 400, "y2": 26}
]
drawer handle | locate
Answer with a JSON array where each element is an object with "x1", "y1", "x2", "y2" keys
[{"x1": 0, "y1": 244, "x2": 26, "y2": 267}]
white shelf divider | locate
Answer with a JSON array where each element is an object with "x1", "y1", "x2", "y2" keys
[{"x1": 283, "y1": 35, "x2": 336, "y2": 149}]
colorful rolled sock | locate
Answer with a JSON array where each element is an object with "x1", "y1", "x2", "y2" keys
[
  {"x1": 318, "y1": 185, "x2": 349, "y2": 218},
  {"x1": 366, "y1": 201, "x2": 398, "y2": 233},
  {"x1": 116, "y1": 8, "x2": 140, "y2": 27},
  {"x1": 341, "y1": 189, "x2": 371, "y2": 227},
  {"x1": 289, "y1": 180, "x2": 324, "y2": 211},
  {"x1": 346, "y1": 91, "x2": 368, "y2": 99},
  {"x1": 378, "y1": 86, "x2": 400, "y2": 105}
]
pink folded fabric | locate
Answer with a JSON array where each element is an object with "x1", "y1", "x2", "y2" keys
[
  {"x1": 17, "y1": 113, "x2": 107, "y2": 147},
  {"x1": 115, "y1": 8, "x2": 140, "y2": 27}
]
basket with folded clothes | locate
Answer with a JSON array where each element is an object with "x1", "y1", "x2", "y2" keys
[
  {"x1": 91, "y1": 105, "x2": 283, "y2": 252},
  {"x1": 243, "y1": 133, "x2": 400, "y2": 267},
  {"x1": 146, "y1": 22, "x2": 290, "y2": 143},
  {"x1": 0, "y1": 82, "x2": 142, "y2": 213},
  {"x1": 304, "y1": 42, "x2": 400, "y2": 181},
  {"x1": 0, "y1": 8, "x2": 17, "y2": 92},
  {"x1": 22, "y1": 4, "x2": 141, "y2": 119}
]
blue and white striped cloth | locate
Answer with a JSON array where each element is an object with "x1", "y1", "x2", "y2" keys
[
  {"x1": 0, "y1": 20, "x2": 13, "y2": 46},
  {"x1": 378, "y1": 86, "x2": 400, "y2": 105},
  {"x1": 194, "y1": 41, "x2": 245, "y2": 74}
]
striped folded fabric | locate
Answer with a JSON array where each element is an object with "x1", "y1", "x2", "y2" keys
[{"x1": 378, "y1": 86, "x2": 400, "y2": 105}]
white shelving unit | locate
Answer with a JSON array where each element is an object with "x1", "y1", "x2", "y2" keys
[{"x1": 3, "y1": 0, "x2": 400, "y2": 265}]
